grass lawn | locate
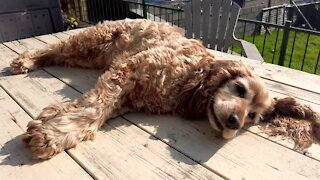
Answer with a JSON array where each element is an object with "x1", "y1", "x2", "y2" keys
[{"x1": 233, "y1": 29, "x2": 320, "y2": 75}]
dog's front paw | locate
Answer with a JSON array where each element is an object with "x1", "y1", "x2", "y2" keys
[
  {"x1": 22, "y1": 110, "x2": 97, "y2": 159},
  {"x1": 10, "y1": 57, "x2": 37, "y2": 75},
  {"x1": 22, "y1": 120, "x2": 66, "y2": 159}
]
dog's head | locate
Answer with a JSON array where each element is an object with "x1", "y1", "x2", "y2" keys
[
  {"x1": 177, "y1": 58, "x2": 270, "y2": 139},
  {"x1": 207, "y1": 66, "x2": 270, "y2": 139}
]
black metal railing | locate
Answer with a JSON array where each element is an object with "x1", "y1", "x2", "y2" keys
[
  {"x1": 76, "y1": 0, "x2": 185, "y2": 27},
  {"x1": 237, "y1": 18, "x2": 320, "y2": 74},
  {"x1": 71, "y1": 0, "x2": 320, "y2": 74}
]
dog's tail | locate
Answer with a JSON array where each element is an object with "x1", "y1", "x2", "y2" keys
[{"x1": 262, "y1": 97, "x2": 320, "y2": 149}]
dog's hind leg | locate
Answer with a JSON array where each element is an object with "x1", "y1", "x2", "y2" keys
[
  {"x1": 22, "y1": 70, "x2": 133, "y2": 159},
  {"x1": 10, "y1": 24, "x2": 125, "y2": 74}
]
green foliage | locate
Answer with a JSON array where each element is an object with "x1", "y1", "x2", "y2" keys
[
  {"x1": 233, "y1": 30, "x2": 320, "y2": 74},
  {"x1": 65, "y1": 16, "x2": 79, "y2": 30}
]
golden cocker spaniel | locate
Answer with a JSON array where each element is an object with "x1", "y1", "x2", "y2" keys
[{"x1": 10, "y1": 19, "x2": 320, "y2": 159}]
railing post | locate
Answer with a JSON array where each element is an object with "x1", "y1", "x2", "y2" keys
[
  {"x1": 142, "y1": 0, "x2": 147, "y2": 18},
  {"x1": 77, "y1": 0, "x2": 82, "y2": 21},
  {"x1": 278, "y1": 20, "x2": 291, "y2": 66}
]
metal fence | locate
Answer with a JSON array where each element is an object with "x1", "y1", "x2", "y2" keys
[
  {"x1": 75, "y1": 0, "x2": 185, "y2": 27},
  {"x1": 237, "y1": 18, "x2": 320, "y2": 74},
  {"x1": 70, "y1": 0, "x2": 320, "y2": 74}
]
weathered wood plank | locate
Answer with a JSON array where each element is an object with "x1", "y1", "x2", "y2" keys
[
  {"x1": 0, "y1": 86, "x2": 92, "y2": 180},
  {"x1": 0, "y1": 43, "x2": 18, "y2": 76},
  {"x1": 35, "y1": 34, "x2": 61, "y2": 44},
  {"x1": 22, "y1": 35, "x2": 320, "y2": 178},
  {"x1": 44, "y1": 67, "x2": 101, "y2": 93},
  {"x1": 3, "y1": 40, "x2": 28, "y2": 54},
  {"x1": 18, "y1": 38, "x2": 48, "y2": 50},
  {"x1": 70, "y1": 117, "x2": 221, "y2": 180},
  {"x1": 0, "y1": 71, "x2": 80, "y2": 124},
  {"x1": 264, "y1": 78, "x2": 320, "y2": 106},
  {"x1": 124, "y1": 113, "x2": 320, "y2": 179},
  {"x1": 63, "y1": 28, "x2": 88, "y2": 36},
  {"x1": 51, "y1": 32, "x2": 70, "y2": 41},
  {"x1": 0, "y1": 42, "x2": 221, "y2": 180}
]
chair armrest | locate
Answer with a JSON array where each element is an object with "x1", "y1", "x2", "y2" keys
[{"x1": 239, "y1": 40, "x2": 264, "y2": 63}]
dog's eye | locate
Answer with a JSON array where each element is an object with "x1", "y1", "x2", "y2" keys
[
  {"x1": 248, "y1": 112, "x2": 256, "y2": 119},
  {"x1": 235, "y1": 83, "x2": 246, "y2": 98}
]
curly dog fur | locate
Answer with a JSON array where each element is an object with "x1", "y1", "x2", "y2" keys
[{"x1": 10, "y1": 19, "x2": 320, "y2": 159}]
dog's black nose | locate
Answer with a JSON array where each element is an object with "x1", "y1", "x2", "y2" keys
[{"x1": 226, "y1": 114, "x2": 240, "y2": 129}]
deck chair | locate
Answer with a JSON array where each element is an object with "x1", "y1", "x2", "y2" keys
[{"x1": 184, "y1": 0, "x2": 264, "y2": 62}]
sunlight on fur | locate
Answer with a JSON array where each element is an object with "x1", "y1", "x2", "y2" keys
[{"x1": 9, "y1": 19, "x2": 320, "y2": 159}]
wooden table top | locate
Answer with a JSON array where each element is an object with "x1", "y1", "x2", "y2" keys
[{"x1": 0, "y1": 28, "x2": 320, "y2": 180}]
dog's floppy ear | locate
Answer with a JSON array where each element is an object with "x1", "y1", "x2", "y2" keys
[
  {"x1": 274, "y1": 97, "x2": 320, "y2": 139},
  {"x1": 176, "y1": 81, "x2": 207, "y2": 119},
  {"x1": 264, "y1": 97, "x2": 319, "y2": 123},
  {"x1": 176, "y1": 68, "x2": 208, "y2": 119},
  {"x1": 262, "y1": 97, "x2": 320, "y2": 148},
  {"x1": 274, "y1": 97, "x2": 315, "y2": 119},
  {"x1": 175, "y1": 57, "x2": 220, "y2": 119}
]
